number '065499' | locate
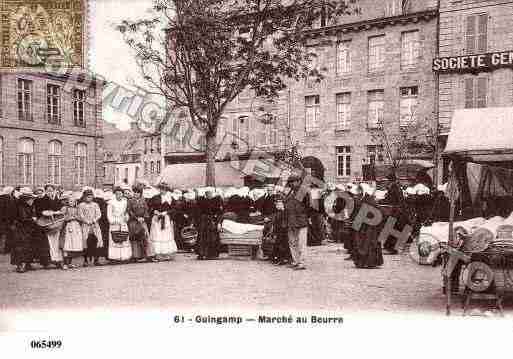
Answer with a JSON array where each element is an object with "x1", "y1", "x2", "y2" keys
[{"x1": 30, "y1": 340, "x2": 62, "y2": 349}]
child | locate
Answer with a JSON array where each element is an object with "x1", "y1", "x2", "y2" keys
[
  {"x1": 60, "y1": 193, "x2": 83, "y2": 269},
  {"x1": 270, "y1": 195, "x2": 291, "y2": 265},
  {"x1": 78, "y1": 189, "x2": 103, "y2": 266}
]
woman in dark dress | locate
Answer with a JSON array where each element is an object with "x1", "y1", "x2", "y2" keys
[
  {"x1": 196, "y1": 190, "x2": 223, "y2": 260},
  {"x1": 11, "y1": 188, "x2": 38, "y2": 273},
  {"x1": 33, "y1": 186, "x2": 63, "y2": 268},
  {"x1": 94, "y1": 190, "x2": 110, "y2": 261},
  {"x1": 352, "y1": 194, "x2": 384, "y2": 269},
  {"x1": 127, "y1": 184, "x2": 150, "y2": 261}
]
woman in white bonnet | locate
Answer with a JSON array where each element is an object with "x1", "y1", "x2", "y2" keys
[
  {"x1": 147, "y1": 182, "x2": 178, "y2": 261},
  {"x1": 106, "y1": 187, "x2": 131, "y2": 262},
  {"x1": 60, "y1": 192, "x2": 83, "y2": 269}
]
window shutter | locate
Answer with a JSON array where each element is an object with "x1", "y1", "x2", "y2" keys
[
  {"x1": 464, "y1": 78, "x2": 474, "y2": 108},
  {"x1": 466, "y1": 15, "x2": 476, "y2": 54},
  {"x1": 477, "y1": 14, "x2": 488, "y2": 53},
  {"x1": 476, "y1": 77, "x2": 487, "y2": 108}
]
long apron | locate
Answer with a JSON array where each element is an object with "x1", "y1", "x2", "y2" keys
[
  {"x1": 108, "y1": 223, "x2": 132, "y2": 261},
  {"x1": 148, "y1": 214, "x2": 177, "y2": 256}
]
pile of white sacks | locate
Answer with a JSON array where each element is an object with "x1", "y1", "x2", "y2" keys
[{"x1": 419, "y1": 212, "x2": 513, "y2": 247}]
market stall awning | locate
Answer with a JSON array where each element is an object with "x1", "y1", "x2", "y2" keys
[
  {"x1": 444, "y1": 107, "x2": 513, "y2": 163},
  {"x1": 156, "y1": 162, "x2": 246, "y2": 189},
  {"x1": 156, "y1": 159, "x2": 285, "y2": 189}
]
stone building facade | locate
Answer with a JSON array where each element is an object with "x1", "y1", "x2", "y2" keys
[
  {"x1": 161, "y1": 0, "x2": 439, "y2": 185},
  {"x1": 287, "y1": 0, "x2": 439, "y2": 183},
  {"x1": 437, "y1": 0, "x2": 513, "y2": 174},
  {"x1": 0, "y1": 71, "x2": 104, "y2": 189},
  {"x1": 103, "y1": 122, "x2": 163, "y2": 188}
]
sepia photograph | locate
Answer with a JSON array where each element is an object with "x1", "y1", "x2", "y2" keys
[{"x1": 1, "y1": 0, "x2": 513, "y2": 356}]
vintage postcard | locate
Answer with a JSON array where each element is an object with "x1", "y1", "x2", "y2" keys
[{"x1": 1, "y1": 0, "x2": 513, "y2": 356}]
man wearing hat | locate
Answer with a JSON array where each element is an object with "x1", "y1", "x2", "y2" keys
[
  {"x1": 284, "y1": 175, "x2": 311, "y2": 270},
  {"x1": 10, "y1": 188, "x2": 38, "y2": 272},
  {"x1": 0, "y1": 186, "x2": 16, "y2": 254}
]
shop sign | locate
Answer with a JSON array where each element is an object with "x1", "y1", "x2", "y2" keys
[{"x1": 433, "y1": 50, "x2": 513, "y2": 73}]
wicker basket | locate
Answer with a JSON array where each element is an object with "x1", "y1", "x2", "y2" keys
[
  {"x1": 111, "y1": 231, "x2": 129, "y2": 244},
  {"x1": 37, "y1": 215, "x2": 66, "y2": 232},
  {"x1": 181, "y1": 225, "x2": 198, "y2": 246}
]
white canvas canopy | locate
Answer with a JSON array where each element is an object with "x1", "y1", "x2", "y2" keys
[
  {"x1": 444, "y1": 107, "x2": 513, "y2": 162},
  {"x1": 155, "y1": 159, "x2": 284, "y2": 189},
  {"x1": 156, "y1": 162, "x2": 245, "y2": 189}
]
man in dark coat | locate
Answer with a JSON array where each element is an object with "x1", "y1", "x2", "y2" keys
[
  {"x1": 10, "y1": 188, "x2": 38, "y2": 273},
  {"x1": 0, "y1": 187, "x2": 17, "y2": 254},
  {"x1": 284, "y1": 175, "x2": 312, "y2": 270}
]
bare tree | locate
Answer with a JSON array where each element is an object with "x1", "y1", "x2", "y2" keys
[
  {"x1": 117, "y1": 0, "x2": 359, "y2": 186},
  {"x1": 370, "y1": 115, "x2": 437, "y2": 179}
]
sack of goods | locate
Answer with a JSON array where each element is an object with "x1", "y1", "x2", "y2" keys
[{"x1": 219, "y1": 219, "x2": 264, "y2": 246}]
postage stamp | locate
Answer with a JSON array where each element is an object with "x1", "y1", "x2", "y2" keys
[{"x1": 0, "y1": 0, "x2": 87, "y2": 68}]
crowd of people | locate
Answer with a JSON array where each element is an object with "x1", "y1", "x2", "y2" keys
[
  {"x1": 0, "y1": 171, "x2": 450, "y2": 273},
  {"x1": 0, "y1": 183, "x2": 227, "y2": 273}
]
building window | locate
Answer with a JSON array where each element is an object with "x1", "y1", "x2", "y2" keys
[
  {"x1": 336, "y1": 146, "x2": 351, "y2": 177},
  {"x1": 305, "y1": 95, "x2": 320, "y2": 133},
  {"x1": 307, "y1": 48, "x2": 320, "y2": 78},
  {"x1": 256, "y1": 120, "x2": 266, "y2": 146},
  {"x1": 48, "y1": 140, "x2": 62, "y2": 185},
  {"x1": 150, "y1": 137, "x2": 154, "y2": 153},
  {"x1": 233, "y1": 116, "x2": 249, "y2": 144},
  {"x1": 268, "y1": 121, "x2": 278, "y2": 145},
  {"x1": 17, "y1": 138, "x2": 34, "y2": 185},
  {"x1": 368, "y1": 35, "x2": 385, "y2": 72},
  {"x1": 367, "y1": 145, "x2": 384, "y2": 165},
  {"x1": 401, "y1": 30, "x2": 420, "y2": 69},
  {"x1": 367, "y1": 90, "x2": 384, "y2": 128},
  {"x1": 74, "y1": 143, "x2": 87, "y2": 186},
  {"x1": 47, "y1": 84, "x2": 61, "y2": 124},
  {"x1": 156, "y1": 161, "x2": 161, "y2": 174},
  {"x1": 18, "y1": 79, "x2": 32, "y2": 121},
  {"x1": 466, "y1": 14, "x2": 487, "y2": 54},
  {"x1": 73, "y1": 89, "x2": 86, "y2": 127},
  {"x1": 399, "y1": 86, "x2": 418, "y2": 127},
  {"x1": 156, "y1": 136, "x2": 161, "y2": 153},
  {"x1": 336, "y1": 93, "x2": 351, "y2": 130},
  {"x1": 464, "y1": 77, "x2": 487, "y2": 109},
  {"x1": 124, "y1": 168, "x2": 129, "y2": 182},
  {"x1": 135, "y1": 166, "x2": 140, "y2": 179},
  {"x1": 0, "y1": 137, "x2": 3, "y2": 184},
  {"x1": 150, "y1": 161, "x2": 155, "y2": 174},
  {"x1": 144, "y1": 162, "x2": 148, "y2": 176},
  {"x1": 115, "y1": 168, "x2": 120, "y2": 182},
  {"x1": 336, "y1": 41, "x2": 351, "y2": 75}
]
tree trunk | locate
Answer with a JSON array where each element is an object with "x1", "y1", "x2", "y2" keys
[{"x1": 205, "y1": 134, "x2": 217, "y2": 186}]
